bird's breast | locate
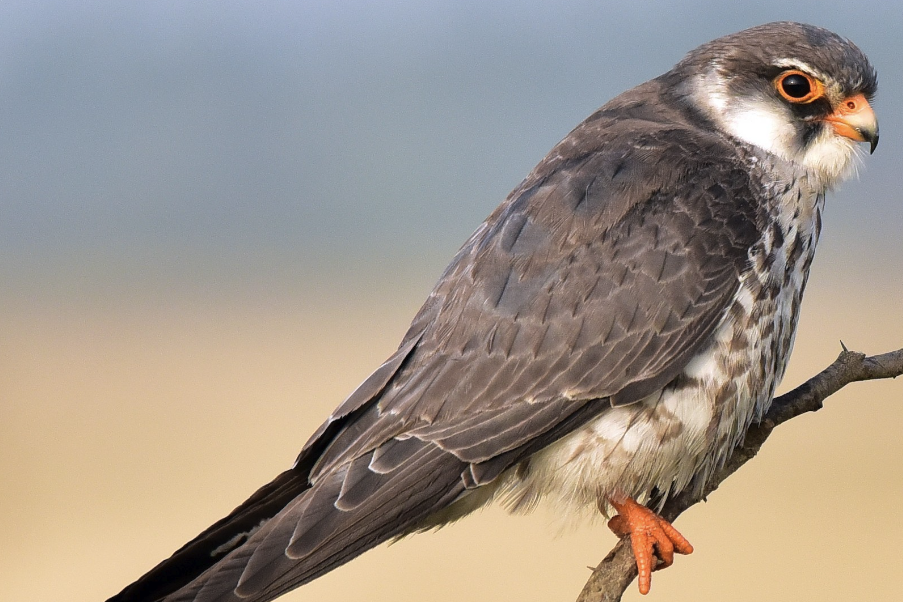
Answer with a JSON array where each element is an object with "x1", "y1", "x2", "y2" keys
[{"x1": 494, "y1": 180, "x2": 824, "y2": 518}]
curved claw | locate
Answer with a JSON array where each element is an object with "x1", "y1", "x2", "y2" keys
[{"x1": 607, "y1": 497, "x2": 693, "y2": 595}]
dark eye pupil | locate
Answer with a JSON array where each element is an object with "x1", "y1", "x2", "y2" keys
[{"x1": 781, "y1": 74, "x2": 811, "y2": 98}]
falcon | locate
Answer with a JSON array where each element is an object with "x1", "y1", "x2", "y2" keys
[{"x1": 109, "y1": 22, "x2": 879, "y2": 601}]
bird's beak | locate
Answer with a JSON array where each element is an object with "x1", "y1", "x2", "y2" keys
[{"x1": 823, "y1": 93, "x2": 879, "y2": 153}]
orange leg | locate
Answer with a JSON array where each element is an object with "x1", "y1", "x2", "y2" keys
[{"x1": 607, "y1": 497, "x2": 693, "y2": 595}]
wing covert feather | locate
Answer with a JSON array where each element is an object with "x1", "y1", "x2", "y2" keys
[{"x1": 310, "y1": 121, "x2": 763, "y2": 479}]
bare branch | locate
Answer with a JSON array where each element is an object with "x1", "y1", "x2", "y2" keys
[{"x1": 576, "y1": 346, "x2": 903, "y2": 602}]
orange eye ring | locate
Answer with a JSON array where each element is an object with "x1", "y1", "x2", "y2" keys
[{"x1": 774, "y1": 70, "x2": 824, "y2": 104}]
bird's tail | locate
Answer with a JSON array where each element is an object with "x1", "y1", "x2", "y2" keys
[
  {"x1": 106, "y1": 468, "x2": 310, "y2": 602},
  {"x1": 108, "y1": 442, "x2": 468, "y2": 602}
]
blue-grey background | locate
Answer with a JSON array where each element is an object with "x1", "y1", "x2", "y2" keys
[{"x1": 3, "y1": 2, "x2": 901, "y2": 601}]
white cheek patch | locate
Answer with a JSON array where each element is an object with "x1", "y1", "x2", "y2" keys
[
  {"x1": 720, "y1": 102, "x2": 797, "y2": 160},
  {"x1": 692, "y1": 74, "x2": 797, "y2": 161}
]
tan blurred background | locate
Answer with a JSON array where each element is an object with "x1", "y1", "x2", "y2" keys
[{"x1": 2, "y1": 2, "x2": 902, "y2": 602}]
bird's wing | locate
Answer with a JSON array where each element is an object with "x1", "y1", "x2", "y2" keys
[
  {"x1": 304, "y1": 108, "x2": 765, "y2": 483},
  {"x1": 109, "y1": 98, "x2": 765, "y2": 602}
]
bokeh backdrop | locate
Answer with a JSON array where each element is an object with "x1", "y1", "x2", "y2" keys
[{"x1": 3, "y1": 2, "x2": 902, "y2": 601}]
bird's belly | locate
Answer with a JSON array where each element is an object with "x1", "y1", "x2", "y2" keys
[
  {"x1": 495, "y1": 367, "x2": 721, "y2": 516},
  {"x1": 496, "y1": 272, "x2": 808, "y2": 517}
]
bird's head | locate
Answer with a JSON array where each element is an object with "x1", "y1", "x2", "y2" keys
[{"x1": 676, "y1": 22, "x2": 878, "y2": 188}]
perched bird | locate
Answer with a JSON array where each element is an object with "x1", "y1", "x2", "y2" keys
[{"x1": 109, "y1": 21, "x2": 879, "y2": 601}]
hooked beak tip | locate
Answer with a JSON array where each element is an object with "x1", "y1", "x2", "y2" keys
[{"x1": 869, "y1": 130, "x2": 879, "y2": 154}]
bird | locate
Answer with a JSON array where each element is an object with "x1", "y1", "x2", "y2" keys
[{"x1": 108, "y1": 21, "x2": 879, "y2": 601}]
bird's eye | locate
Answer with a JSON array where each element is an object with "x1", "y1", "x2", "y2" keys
[
  {"x1": 775, "y1": 70, "x2": 823, "y2": 104},
  {"x1": 781, "y1": 74, "x2": 810, "y2": 97}
]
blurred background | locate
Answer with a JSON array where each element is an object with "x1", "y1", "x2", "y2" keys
[{"x1": 2, "y1": 2, "x2": 902, "y2": 601}]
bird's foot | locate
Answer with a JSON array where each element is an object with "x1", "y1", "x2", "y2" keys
[{"x1": 607, "y1": 497, "x2": 693, "y2": 595}]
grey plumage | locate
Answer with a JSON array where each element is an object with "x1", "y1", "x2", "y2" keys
[{"x1": 109, "y1": 22, "x2": 878, "y2": 602}]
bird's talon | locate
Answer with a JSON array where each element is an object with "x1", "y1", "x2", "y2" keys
[{"x1": 607, "y1": 497, "x2": 692, "y2": 595}]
